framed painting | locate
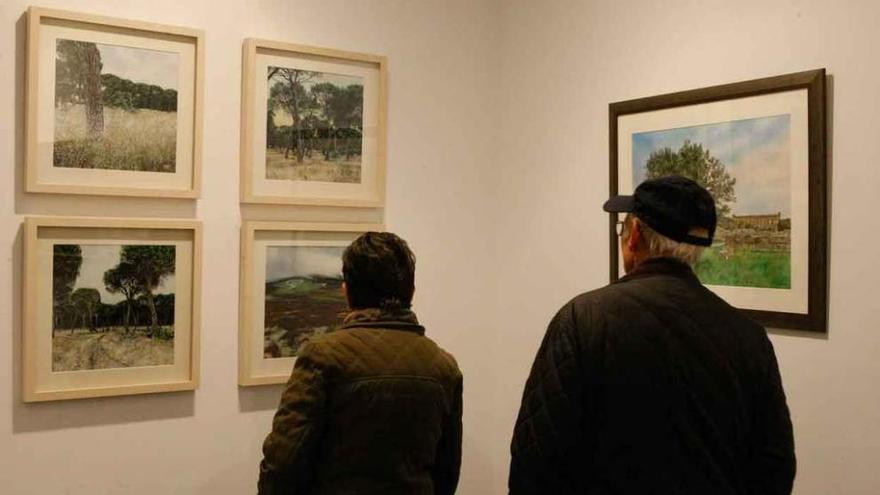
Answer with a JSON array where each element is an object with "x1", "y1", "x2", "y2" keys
[
  {"x1": 25, "y1": 7, "x2": 204, "y2": 198},
  {"x1": 239, "y1": 221, "x2": 383, "y2": 386},
  {"x1": 22, "y1": 217, "x2": 202, "y2": 401},
  {"x1": 609, "y1": 69, "x2": 827, "y2": 332},
  {"x1": 240, "y1": 39, "x2": 387, "y2": 207}
]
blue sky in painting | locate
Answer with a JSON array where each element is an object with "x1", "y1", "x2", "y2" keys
[{"x1": 632, "y1": 114, "x2": 791, "y2": 216}]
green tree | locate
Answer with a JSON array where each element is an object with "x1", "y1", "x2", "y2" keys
[
  {"x1": 268, "y1": 67, "x2": 317, "y2": 162},
  {"x1": 52, "y1": 245, "x2": 82, "y2": 332},
  {"x1": 55, "y1": 40, "x2": 104, "y2": 137},
  {"x1": 70, "y1": 288, "x2": 101, "y2": 332},
  {"x1": 120, "y1": 246, "x2": 175, "y2": 337},
  {"x1": 645, "y1": 140, "x2": 737, "y2": 218},
  {"x1": 104, "y1": 262, "x2": 141, "y2": 334}
]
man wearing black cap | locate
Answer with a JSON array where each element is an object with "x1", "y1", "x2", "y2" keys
[{"x1": 509, "y1": 176, "x2": 795, "y2": 495}]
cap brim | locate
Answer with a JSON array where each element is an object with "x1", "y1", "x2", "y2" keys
[{"x1": 603, "y1": 195, "x2": 635, "y2": 213}]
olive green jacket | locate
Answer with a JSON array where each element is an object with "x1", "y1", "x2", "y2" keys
[{"x1": 258, "y1": 308, "x2": 463, "y2": 495}]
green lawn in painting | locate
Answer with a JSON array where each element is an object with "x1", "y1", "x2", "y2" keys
[{"x1": 695, "y1": 246, "x2": 791, "y2": 289}]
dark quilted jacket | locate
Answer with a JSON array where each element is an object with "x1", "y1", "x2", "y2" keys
[
  {"x1": 259, "y1": 308, "x2": 463, "y2": 495},
  {"x1": 509, "y1": 257, "x2": 795, "y2": 495}
]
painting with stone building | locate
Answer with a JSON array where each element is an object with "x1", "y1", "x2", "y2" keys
[{"x1": 632, "y1": 114, "x2": 792, "y2": 289}]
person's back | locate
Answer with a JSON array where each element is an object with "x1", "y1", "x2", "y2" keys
[
  {"x1": 509, "y1": 177, "x2": 795, "y2": 494},
  {"x1": 259, "y1": 233, "x2": 463, "y2": 495}
]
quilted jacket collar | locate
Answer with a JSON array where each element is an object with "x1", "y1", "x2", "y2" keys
[
  {"x1": 616, "y1": 256, "x2": 701, "y2": 285},
  {"x1": 340, "y1": 307, "x2": 425, "y2": 335}
]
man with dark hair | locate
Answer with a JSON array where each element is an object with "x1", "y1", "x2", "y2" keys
[
  {"x1": 509, "y1": 176, "x2": 796, "y2": 494},
  {"x1": 259, "y1": 232, "x2": 463, "y2": 495}
]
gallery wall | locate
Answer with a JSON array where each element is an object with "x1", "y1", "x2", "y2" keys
[
  {"x1": 2, "y1": 0, "x2": 879, "y2": 494},
  {"x1": 0, "y1": 0, "x2": 502, "y2": 493},
  {"x1": 491, "y1": 1, "x2": 880, "y2": 494}
]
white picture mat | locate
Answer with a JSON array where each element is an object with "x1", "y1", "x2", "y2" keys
[
  {"x1": 34, "y1": 228, "x2": 194, "y2": 393},
  {"x1": 250, "y1": 48, "x2": 381, "y2": 202},
  {"x1": 617, "y1": 89, "x2": 809, "y2": 314},
  {"x1": 249, "y1": 237, "x2": 351, "y2": 379},
  {"x1": 35, "y1": 18, "x2": 196, "y2": 191}
]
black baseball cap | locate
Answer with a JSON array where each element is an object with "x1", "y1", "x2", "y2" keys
[{"x1": 603, "y1": 176, "x2": 717, "y2": 246}]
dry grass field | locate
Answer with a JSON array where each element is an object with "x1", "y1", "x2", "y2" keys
[
  {"x1": 53, "y1": 104, "x2": 177, "y2": 173},
  {"x1": 265, "y1": 149, "x2": 361, "y2": 183},
  {"x1": 52, "y1": 327, "x2": 174, "y2": 371}
]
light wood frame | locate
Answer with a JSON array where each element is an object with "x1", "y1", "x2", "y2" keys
[
  {"x1": 609, "y1": 69, "x2": 827, "y2": 332},
  {"x1": 22, "y1": 216, "x2": 203, "y2": 401},
  {"x1": 239, "y1": 221, "x2": 384, "y2": 386},
  {"x1": 25, "y1": 7, "x2": 205, "y2": 198},
  {"x1": 240, "y1": 39, "x2": 388, "y2": 207}
]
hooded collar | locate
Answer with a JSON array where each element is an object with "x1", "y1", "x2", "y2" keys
[{"x1": 339, "y1": 307, "x2": 426, "y2": 335}]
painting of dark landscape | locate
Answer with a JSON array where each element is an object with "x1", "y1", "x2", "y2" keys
[
  {"x1": 264, "y1": 245, "x2": 347, "y2": 358},
  {"x1": 632, "y1": 114, "x2": 792, "y2": 289},
  {"x1": 266, "y1": 67, "x2": 363, "y2": 184},
  {"x1": 54, "y1": 39, "x2": 179, "y2": 172},
  {"x1": 52, "y1": 244, "x2": 176, "y2": 371}
]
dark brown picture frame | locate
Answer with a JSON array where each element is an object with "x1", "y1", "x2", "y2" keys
[{"x1": 609, "y1": 69, "x2": 827, "y2": 332}]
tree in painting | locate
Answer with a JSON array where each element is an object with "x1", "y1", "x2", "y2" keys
[
  {"x1": 103, "y1": 261, "x2": 141, "y2": 334},
  {"x1": 119, "y1": 245, "x2": 175, "y2": 337},
  {"x1": 645, "y1": 140, "x2": 737, "y2": 218},
  {"x1": 54, "y1": 40, "x2": 179, "y2": 172},
  {"x1": 266, "y1": 67, "x2": 364, "y2": 183},
  {"x1": 55, "y1": 40, "x2": 104, "y2": 137},
  {"x1": 52, "y1": 244, "x2": 177, "y2": 371},
  {"x1": 52, "y1": 244, "x2": 82, "y2": 332},
  {"x1": 70, "y1": 288, "x2": 100, "y2": 332}
]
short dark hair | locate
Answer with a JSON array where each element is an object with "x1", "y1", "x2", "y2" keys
[{"x1": 342, "y1": 232, "x2": 416, "y2": 310}]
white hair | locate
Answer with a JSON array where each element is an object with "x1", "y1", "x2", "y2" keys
[{"x1": 628, "y1": 217, "x2": 705, "y2": 266}]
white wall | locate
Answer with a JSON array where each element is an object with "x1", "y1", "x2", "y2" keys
[
  {"x1": 492, "y1": 1, "x2": 880, "y2": 494},
  {"x1": 0, "y1": 0, "x2": 501, "y2": 493},
  {"x1": 3, "y1": 0, "x2": 880, "y2": 494}
]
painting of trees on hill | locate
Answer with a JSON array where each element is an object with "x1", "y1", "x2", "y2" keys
[
  {"x1": 632, "y1": 115, "x2": 792, "y2": 289},
  {"x1": 52, "y1": 244, "x2": 176, "y2": 371},
  {"x1": 266, "y1": 67, "x2": 363, "y2": 184},
  {"x1": 53, "y1": 39, "x2": 179, "y2": 173}
]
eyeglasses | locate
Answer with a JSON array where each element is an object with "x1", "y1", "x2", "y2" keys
[{"x1": 615, "y1": 220, "x2": 626, "y2": 237}]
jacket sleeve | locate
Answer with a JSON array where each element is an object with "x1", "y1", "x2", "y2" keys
[
  {"x1": 432, "y1": 373, "x2": 463, "y2": 495},
  {"x1": 258, "y1": 343, "x2": 328, "y2": 495},
  {"x1": 509, "y1": 304, "x2": 590, "y2": 494},
  {"x1": 749, "y1": 334, "x2": 796, "y2": 495}
]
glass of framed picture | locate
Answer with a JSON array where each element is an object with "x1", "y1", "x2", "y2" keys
[
  {"x1": 25, "y1": 7, "x2": 204, "y2": 198},
  {"x1": 609, "y1": 69, "x2": 827, "y2": 332},
  {"x1": 22, "y1": 217, "x2": 202, "y2": 401},
  {"x1": 239, "y1": 221, "x2": 383, "y2": 386},
  {"x1": 240, "y1": 39, "x2": 387, "y2": 207}
]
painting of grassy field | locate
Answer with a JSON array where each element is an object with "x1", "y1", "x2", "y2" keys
[
  {"x1": 264, "y1": 245, "x2": 348, "y2": 358},
  {"x1": 54, "y1": 105, "x2": 176, "y2": 172},
  {"x1": 632, "y1": 114, "x2": 792, "y2": 289},
  {"x1": 266, "y1": 67, "x2": 363, "y2": 184},
  {"x1": 53, "y1": 39, "x2": 179, "y2": 173},
  {"x1": 696, "y1": 245, "x2": 791, "y2": 288},
  {"x1": 52, "y1": 244, "x2": 176, "y2": 371}
]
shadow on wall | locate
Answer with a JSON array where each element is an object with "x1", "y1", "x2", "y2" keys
[
  {"x1": 10, "y1": 224, "x2": 195, "y2": 433},
  {"x1": 238, "y1": 385, "x2": 285, "y2": 413}
]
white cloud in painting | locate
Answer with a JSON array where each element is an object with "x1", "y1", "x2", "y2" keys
[
  {"x1": 728, "y1": 137, "x2": 791, "y2": 216},
  {"x1": 98, "y1": 42, "x2": 179, "y2": 90},
  {"x1": 72, "y1": 245, "x2": 176, "y2": 304},
  {"x1": 266, "y1": 246, "x2": 345, "y2": 281}
]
